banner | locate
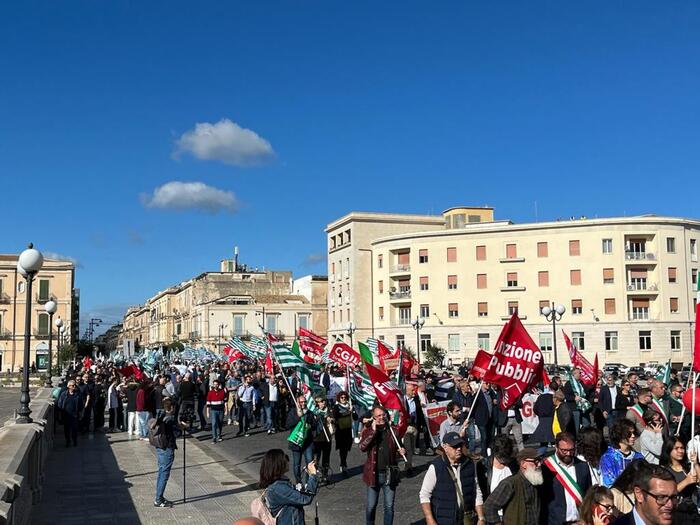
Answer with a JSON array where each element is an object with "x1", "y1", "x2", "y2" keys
[
  {"x1": 470, "y1": 350, "x2": 493, "y2": 379},
  {"x1": 520, "y1": 392, "x2": 540, "y2": 434},
  {"x1": 365, "y1": 362, "x2": 408, "y2": 435},
  {"x1": 298, "y1": 327, "x2": 327, "y2": 356},
  {"x1": 328, "y1": 343, "x2": 362, "y2": 368},
  {"x1": 483, "y1": 313, "x2": 544, "y2": 410},
  {"x1": 425, "y1": 400, "x2": 451, "y2": 441},
  {"x1": 562, "y1": 330, "x2": 598, "y2": 386}
]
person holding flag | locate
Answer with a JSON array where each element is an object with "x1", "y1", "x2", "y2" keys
[{"x1": 562, "y1": 368, "x2": 591, "y2": 436}]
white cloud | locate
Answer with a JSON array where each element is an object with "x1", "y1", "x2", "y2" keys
[
  {"x1": 44, "y1": 251, "x2": 83, "y2": 268},
  {"x1": 141, "y1": 181, "x2": 239, "y2": 214},
  {"x1": 302, "y1": 253, "x2": 326, "y2": 267},
  {"x1": 174, "y1": 118, "x2": 275, "y2": 166}
]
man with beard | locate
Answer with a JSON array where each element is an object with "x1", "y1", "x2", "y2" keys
[
  {"x1": 540, "y1": 432, "x2": 592, "y2": 525},
  {"x1": 419, "y1": 432, "x2": 485, "y2": 525},
  {"x1": 611, "y1": 463, "x2": 678, "y2": 525},
  {"x1": 626, "y1": 387, "x2": 652, "y2": 449},
  {"x1": 483, "y1": 448, "x2": 542, "y2": 525}
]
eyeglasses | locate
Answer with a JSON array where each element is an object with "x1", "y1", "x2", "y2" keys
[
  {"x1": 596, "y1": 502, "x2": 616, "y2": 514},
  {"x1": 557, "y1": 446, "x2": 576, "y2": 454},
  {"x1": 641, "y1": 489, "x2": 681, "y2": 506}
]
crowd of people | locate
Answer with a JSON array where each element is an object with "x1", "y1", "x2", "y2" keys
[{"x1": 53, "y1": 354, "x2": 700, "y2": 524}]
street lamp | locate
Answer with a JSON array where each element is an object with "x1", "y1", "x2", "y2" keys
[
  {"x1": 55, "y1": 318, "x2": 63, "y2": 377},
  {"x1": 17, "y1": 243, "x2": 44, "y2": 424},
  {"x1": 541, "y1": 303, "x2": 566, "y2": 366},
  {"x1": 218, "y1": 323, "x2": 227, "y2": 353},
  {"x1": 44, "y1": 300, "x2": 57, "y2": 387},
  {"x1": 411, "y1": 316, "x2": 425, "y2": 365},
  {"x1": 346, "y1": 322, "x2": 356, "y2": 348}
]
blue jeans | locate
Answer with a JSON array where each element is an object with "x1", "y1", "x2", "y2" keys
[
  {"x1": 366, "y1": 472, "x2": 396, "y2": 525},
  {"x1": 137, "y1": 411, "x2": 149, "y2": 438},
  {"x1": 264, "y1": 402, "x2": 276, "y2": 430},
  {"x1": 467, "y1": 424, "x2": 477, "y2": 453},
  {"x1": 155, "y1": 447, "x2": 175, "y2": 503},
  {"x1": 477, "y1": 425, "x2": 489, "y2": 457},
  {"x1": 291, "y1": 445, "x2": 314, "y2": 484},
  {"x1": 211, "y1": 409, "x2": 224, "y2": 441}
]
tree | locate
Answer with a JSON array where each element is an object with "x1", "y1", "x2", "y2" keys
[
  {"x1": 424, "y1": 344, "x2": 446, "y2": 369},
  {"x1": 57, "y1": 343, "x2": 77, "y2": 369},
  {"x1": 167, "y1": 341, "x2": 184, "y2": 353}
]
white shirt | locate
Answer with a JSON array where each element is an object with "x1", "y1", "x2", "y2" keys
[
  {"x1": 490, "y1": 464, "x2": 511, "y2": 494},
  {"x1": 632, "y1": 507, "x2": 647, "y2": 525},
  {"x1": 558, "y1": 459, "x2": 579, "y2": 522},
  {"x1": 268, "y1": 384, "x2": 278, "y2": 402},
  {"x1": 608, "y1": 385, "x2": 618, "y2": 410},
  {"x1": 419, "y1": 462, "x2": 483, "y2": 506}
]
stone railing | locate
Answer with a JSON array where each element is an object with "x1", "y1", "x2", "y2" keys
[{"x1": 0, "y1": 388, "x2": 54, "y2": 525}]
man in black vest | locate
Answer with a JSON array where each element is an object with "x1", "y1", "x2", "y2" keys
[
  {"x1": 419, "y1": 431, "x2": 485, "y2": 525},
  {"x1": 539, "y1": 431, "x2": 592, "y2": 525}
]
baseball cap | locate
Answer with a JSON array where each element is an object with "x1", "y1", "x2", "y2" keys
[{"x1": 442, "y1": 432, "x2": 465, "y2": 447}]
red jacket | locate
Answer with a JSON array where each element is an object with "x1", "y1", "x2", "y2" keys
[
  {"x1": 359, "y1": 425, "x2": 400, "y2": 487},
  {"x1": 136, "y1": 388, "x2": 147, "y2": 412},
  {"x1": 206, "y1": 388, "x2": 226, "y2": 409}
]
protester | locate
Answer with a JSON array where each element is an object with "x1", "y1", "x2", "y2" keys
[
  {"x1": 152, "y1": 398, "x2": 178, "y2": 508},
  {"x1": 577, "y1": 485, "x2": 616, "y2": 525},
  {"x1": 414, "y1": 381, "x2": 434, "y2": 455},
  {"x1": 577, "y1": 427, "x2": 605, "y2": 485},
  {"x1": 472, "y1": 382, "x2": 496, "y2": 457},
  {"x1": 476, "y1": 434, "x2": 518, "y2": 502},
  {"x1": 206, "y1": 378, "x2": 226, "y2": 443},
  {"x1": 332, "y1": 391, "x2": 354, "y2": 476},
  {"x1": 136, "y1": 380, "x2": 150, "y2": 440},
  {"x1": 540, "y1": 431, "x2": 592, "y2": 525},
  {"x1": 419, "y1": 431, "x2": 485, "y2": 525},
  {"x1": 495, "y1": 394, "x2": 523, "y2": 451},
  {"x1": 237, "y1": 374, "x2": 255, "y2": 437},
  {"x1": 359, "y1": 406, "x2": 405, "y2": 525},
  {"x1": 638, "y1": 410, "x2": 664, "y2": 464},
  {"x1": 614, "y1": 380, "x2": 634, "y2": 421},
  {"x1": 483, "y1": 448, "x2": 542, "y2": 525},
  {"x1": 287, "y1": 394, "x2": 315, "y2": 487},
  {"x1": 179, "y1": 372, "x2": 197, "y2": 429},
  {"x1": 600, "y1": 418, "x2": 643, "y2": 487},
  {"x1": 625, "y1": 387, "x2": 651, "y2": 443},
  {"x1": 598, "y1": 374, "x2": 621, "y2": 432},
  {"x1": 107, "y1": 376, "x2": 120, "y2": 432},
  {"x1": 439, "y1": 401, "x2": 466, "y2": 442},
  {"x1": 610, "y1": 463, "x2": 677, "y2": 525},
  {"x1": 659, "y1": 435, "x2": 700, "y2": 518},
  {"x1": 311, "y1": 395, "x2": 334, "y2": 482},
  {"x1": 57, "y1": 379, "x2": 83, "y2": 447},
  {"x1": 258, "y1": 449, "x2": 318, "y2": 525}
]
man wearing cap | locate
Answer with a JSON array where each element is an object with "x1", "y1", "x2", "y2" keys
[
  {"x1": 419, "y1": 432, "x2": 485, "y2": 525},
  {"x1": 483, "y1": 448, "x2": 543, "y2": 525}
]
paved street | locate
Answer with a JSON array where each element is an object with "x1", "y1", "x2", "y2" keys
[{"x1": 188, "y1": 421, "x2": 435, "y2": 524}]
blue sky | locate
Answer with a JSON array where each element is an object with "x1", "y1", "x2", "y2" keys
[{"x1": 2, "y1": 2, "x2": 699, "y2": 334}]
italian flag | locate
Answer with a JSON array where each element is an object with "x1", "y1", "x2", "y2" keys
[{"x1": 358, "y1": 342, "x2": 374, "y2": 365}]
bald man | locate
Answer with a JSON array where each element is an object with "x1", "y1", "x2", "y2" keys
[{"x1": 233, "y1": 518, "x2": 264, "y2": 525}]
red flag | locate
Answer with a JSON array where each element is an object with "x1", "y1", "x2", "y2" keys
[
  {"x1": 470, "y1": 350, "x2": 493, "y2": 379},
  {"x1": 117, "y1": 364, "x2": 143, "y2": 380},
  {"x1": 328, "y1": 343, "x2": 362, "y2": 368},
  {"x1": 298, "y1": 327, "x2": 327, "y2": 356},
  {"x1": 562, "y1": 330, "x2": 597, "y2": 386},
  {"x1": 265, "y1": 346, "x2": 274, "y2": 375},
  {"x1": 377, "y1": 339, "x2": 400, "y2": 359},
  {"x1": 400, "y1": 351, "x2": 417, "y2": 377},
  {"x1": 483, "y1": 313, "x2": 544, "y2": 410},
  {"x1": 83, "y1": 356, "x2": 92, "y2": 369},
  {"x1": 365, "y1": 362, "x2": 408, "y2": 436},
  {"x1": 694, "y1": 299, "x2": 700, "y2": 372}
]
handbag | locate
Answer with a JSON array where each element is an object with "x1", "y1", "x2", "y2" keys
[
  {"x1": 287, "y1": 418, "x2": 310, "y2": 447},
  {"x1": 385, "y1": 465, "x2": 400, "y2": 486}
]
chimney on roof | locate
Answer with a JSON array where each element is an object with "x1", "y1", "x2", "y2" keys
[{"x1": 234, "y1": 246, "x2": 239, "y2": 272}]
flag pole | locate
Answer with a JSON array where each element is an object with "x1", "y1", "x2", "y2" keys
[
  {"x1": 692, "y1": 372, "x2": 698, "y2": 458},
  {"x1": 675, "y1": 368, "x2": 695, "y2": 435},
  {"x1": 346, "y1": 366, "x2": 356, "y2": 439},
  {"x1": 270, "y1": 345, "x2": 301, "y2": 412}
]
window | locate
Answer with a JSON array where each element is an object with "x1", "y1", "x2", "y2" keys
[
  {"x1": 448, "y1": 334, "x2": 460, "y2": 353},
  {"x1": 420, "y1": 276, "x2": 429, "y2": 291},
  {"x1": 692, "y1": 239, "x2": 698, "y2": 262},
  {"x1": 537, "y1": 242, "x2": 548, "y2": 258},
  {"x1": 420, "y1": 334, "x2": 432, "y2": 354},
  {"x1": 233, "y1": 314, "x2": 245, "y2": 335},
  {"x1": 632, "y1": 299, "x2": 650, "y2": 320},
  {"x1": 448, "y1": 303, "x2": 459, "y2": 318},
  {"x1": 338, "y1": 260, "x2": 342, "y2": 279},
  {"x1": 448, "y1": 275, "x2": 457, "y2": 290},
  {"x1": 38, "y1": 279, "x2": 50, "y2": 302},
  {"x1": 298, "y1": 314, "x2": 310, "y2": 330},
  {"x1": 603, "y1": 268, "x2": 614, "y2": 284},
  {"x1": 478, "y1": 333, "x2": 490, "y2": 350},
  {"x1": 176, "y1": 323, "x2": 182, "y2": 335},
  {"x1": 399, "y1": 306, "x2": 411, "y2": 324},
  {"x1": 507, "y1": 301, "x2": 518, "y2": 315},
  {"x1": 572, "y1": 331, "x2": 585, "y2": 350},
  {"x1": 419, "y1": 249, "x2": 429, "y2": 263},
  {"x1": 339, "y1": 309, "x2": 343, "y2": 323},
  {"x1": 569, "y1": 240, "x2": 580, "y2": 256},
  {"x1": 539, "y1": 300, "x2": 549, "y2": 314},
  {"x1": 396, "y1": 335, "x2": 405, "y2": 350},
  {"x1": 478, "y1": 302, "x2": 488, "y2": 317},
  {"x1": 38, "y1": 313, "x2": 49, "y2": 335},
  {"x1": 398, "y1": 252, "x2": 410, "y2": 266},
  {"x1": 378, "y1": 254, "x2": 383, "y2": 268},
  {"x1": 398, "y1": 279, "x2": 410, "y2": 293},
  {"x1": 506, "y1": 272, "x2": 518, "y2": 287},
  {"x1": 476, "y1": 274, "x2": 487, "y2": 289},
  {"x1": 476, "y1": 245, "x2": 486, "y2": 261},
  {"x1": 668, "y1": 267, "x2": 677, "y2": 283},
  {"x1": 345, "y1": 258, "x2": 350, "y2": 278},
  {"x1": 671, "y1": 330, "x2": 681, "y2": 351},
  {"x1": 345, "y1": 229, "x2": 351, "y2": 244},
  {"x1": 420, "y1": 304, "x2": 430, "y2": 318},
  {"x1": 538, "y1": 271, "x2": 549, "y2": 287},
  {"x1": 570, "y1": 270, "x2": 581, "y2": 285},
  {"x1": 605, "y1": 331, "x2": 618, "y2": 351},
  {"x1": 629, "y1": 269, "x2": 647, "y2": 290},
  {"x1": 667, "y1": 237, "x2": 676, "y2": 253},
  {"x1": 639, "y1": 330, "x2": 652, "y2": 351},
  {"x1": 506, "y1": 244, "x2": 517, "y2": 259},
  {"x1": 670, "y1": 297, "x2": 679, "y2": 313},
  {"x1": 694, "y1": 269, "x2": 698, "y2": 286},
  {"x1": 602, "y1": 238, "x2": 613, "y2": 254},
  {"x1": 539, "y1": 332, "x2": 553, "y2": 354},
  {"x1": 447, "y1": 247, "x2": 457, "y2": 262},
  {"x1": 266, "y1": 314, "x2": 278, "y2": 333},
  {"x1": 378, "y1": 280, "x2": 384, "y2": 294},
  {"x1": 572, "y1": 299, "x2": 583, "y2": 315},
  {"x1": 378, "y1": 307, "x2": 384, "y2": 321},
  {"x1": 605, "y1": 298, "x2": 616, "y2": 315},
  {"x1": 331, "y1": 262, "x2": 335, "y2": 276}
]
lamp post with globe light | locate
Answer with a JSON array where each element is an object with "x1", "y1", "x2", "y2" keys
[
  {"x1": 411, "y1": 316, "x2": 425, "y2": 365},
  {"x1": 346, "y1": 322, "x2": 356, "y2": 348},
  {"x1": 59, "y1": 324, "x2": 66, "y2": 372},
  {"x1": 44, "y1": 300, "x2": 57, "y2": 387},
  {"x1": 541, "y1": 303, "x2": 566, "y2": 366},
  {"x1": 55, "y1": 317, "x2": 63, "y2": 380},
  {"x1": 17, "y1": 244, "x2": 44, "y2": 424}
]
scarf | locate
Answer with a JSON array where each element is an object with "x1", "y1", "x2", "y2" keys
[{"x1": 570, "y1": 376, "x2": 591, "y2": 412}]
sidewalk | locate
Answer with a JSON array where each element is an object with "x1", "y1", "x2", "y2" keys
[{"x1": 32, "y1": 429, "x2": 261, "y2": 525}]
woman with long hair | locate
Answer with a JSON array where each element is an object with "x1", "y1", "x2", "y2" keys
[
  {"x1": 577, "y1": 485, "x2": 616, "y2": 525},
  {"x1": 659, "y1": 435, "x2": 700, "y2": 517},
  {"x1": 577, "y1": 427, "x2": 605, "y2": 485},
  {"x1": 332, "y1": 390, "x2": 354, "y2": 476},
  {"x1": 258, "y1": 448, "x2": 318, "y2": 524}
]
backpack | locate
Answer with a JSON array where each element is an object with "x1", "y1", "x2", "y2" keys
[
  {"x1": 148, "y1": 417, "x2": 169, "y2": 449},
  {"x1": 250, "y1": 489, "x2": 282, "y2": 525}
]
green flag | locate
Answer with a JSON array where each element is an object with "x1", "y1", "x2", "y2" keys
[
  {"x1": 656, "y1": 359, "x2": 671, "y2": 385},
  {"x1": 358, "y1": 342, "x2": 374, "y2": 365}
]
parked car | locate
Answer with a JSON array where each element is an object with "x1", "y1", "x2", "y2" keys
[{"x1": 628, "y1": 366, "x2": 645, "y2": 377}]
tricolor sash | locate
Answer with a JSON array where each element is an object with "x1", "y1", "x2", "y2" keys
[
  {"x1": 628, "y1": 404, "x2": 646, "y2": 426},
  {"x1": 651, "y1": 398, "x2": 669, "y2": 427},
  {"x1": 543, "y1": 456, "x2": 584, "y2": 505}
]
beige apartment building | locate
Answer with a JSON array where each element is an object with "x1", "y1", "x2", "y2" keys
[
  {"x1": 120, "y1": 251, "x2": 327, "y2": 352},
  {"x1": 327, "y1": 207, "x2": 700, "y2": 367},
  {"x1": 0, "y1": 255, "x2": 78, "y2": 372}
]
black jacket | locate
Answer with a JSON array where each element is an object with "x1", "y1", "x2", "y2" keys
[
  {"x1": 539, "y1": 456, "x2": 592, "y2": 525},
  {"x1": 598, "y1": 385, "x2": 620, "y2": 414},
  {"x1": 611, "y1": 512, "x2": 635, "y2": 525},
  {"x1": 476, "y1": 456, "x2": 517, "y2": 499},
  {"x1": 495, "y1": 395, "x2": 523, "y2": 426},
  {"x1": 471, "y1": 389, "x2": 494, "y2": 427}
]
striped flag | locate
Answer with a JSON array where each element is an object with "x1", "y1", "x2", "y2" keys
[
  {"x1": 228, "y1": 337, "x2": 259, "y2": 360},
  {"x1": 434, "y1": 377, "x2": 455, "y2": 401},
  {"x1": 249, "y1": 336, "x2": 268, "y2": 356},
  {"x1": 349, "y1": 373, "x2": 376, "y2": 409},
  {"x1": 358, "y1": 342, "x2": 375, "y2": 365},
  {"x1": 272, "y1": 343, "x2": 305, "y2": 368},
  {"x1": 656, "y1": 359, "x2": 672, "y2": 385}
]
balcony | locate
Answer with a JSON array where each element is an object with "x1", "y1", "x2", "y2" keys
[
  {"x1": 629, "y1": 310, "x2": 652, "y2": 321},
  {"x1": 389, "y1": 290, "x2": 412, "y2": 301},
  {"x1": 501, "y1": 314, "x2": 527, "y2": 320},
  {"x1": 395, "y1": 318, "x2": 412, "y2": 326},
  {"x1": 625, "y1": 252, "x2": 657, "y2": 263},
  {"x1": 0, "y1": 293, "x2": 10, "y2": 304},
  {"x1": 500, "y1": 286, "x2": 526, "y2": 292},
  {"x1": 390, "y1": 264, "x2": 411, "y2": 275},
  {"x1": 626, "y1": 282, "x2": 659, "y2": 293},
  {"x1": 188, "y1": 331, "x2": 200, "y2": 339},
  {"x1": 499, "y1": 257, "x2": 525, "y2": 263},
  {"x1": 32, "y1": 329, "x2": 50, "y2": 339}
]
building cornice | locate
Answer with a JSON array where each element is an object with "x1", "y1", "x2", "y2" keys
[{"x1": 326, "y1": 211, "x2": 444, "y2": 233}]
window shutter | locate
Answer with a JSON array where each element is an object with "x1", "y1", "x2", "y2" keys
[
  {"x1": 477, "y1": 274, "x2": 487, "y2": 288},
  {"x1": 605, "y1": 298, "x2": 616, "y2": 314},
  {"x1": 506, "y1": 244, "x2": 517, "y2": 258},
  {"x1": 537, "y1": 242, "x2": 548, "y2": 257},
  {"x1": 538, "y1": 271, "x2": 549, "y2": 286},
  {"x1": 447, "y1": 247, "x2": 457, "y2": 262},
  {"x1": 476, "y1": 246, "x2": 486, "y2": 260},
  {"x1": 570, "y1": 270, "x2": 581, "y2": 285},
  {"x1": 569, "y1": 240, "x2": 580, "y2": 256}
]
